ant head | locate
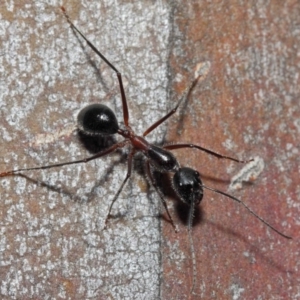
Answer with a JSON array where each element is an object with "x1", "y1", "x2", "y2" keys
[
  {"x1": 173, "y1": 167, "x2": 203, "y2": 206},
  {"x1": 77, "y1": 104, "x2": 119, "y2": 136}
]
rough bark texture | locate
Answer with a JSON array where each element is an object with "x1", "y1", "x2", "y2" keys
[
  {"x1": 0, "y1": 1, "x2": 170, "y2": 299},
  {"x1": 162, "y1": 1, "x2": 299, "y2": 299},
  {"x1": 0, "y1": 1, "x2": 299, "y2": 300}
]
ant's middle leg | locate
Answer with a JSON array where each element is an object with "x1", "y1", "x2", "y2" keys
[
  {"x1": 0, "y1": 141, "x2": 128, "y2": 178},
  {"x1": 104, "y1": 149, "x2": 136, "y2": 228},
  {"x1": 163, "y1": 143, "x2": 253, "y2": 163}
]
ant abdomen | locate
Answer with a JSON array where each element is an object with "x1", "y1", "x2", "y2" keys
[
  {"x1": 77, "y1": 103, "x2": 119, "y2": 135},
  {"x1": 173, "y1": 167, "x2": 204, "y2": 206}
]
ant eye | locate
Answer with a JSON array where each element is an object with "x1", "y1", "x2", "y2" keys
[
  {"x1": 173, "y1": 167, "x2": 203, "y2": 206},
  {"x1": 77, "y1": 104, "x2": 119, "y2": 135}
]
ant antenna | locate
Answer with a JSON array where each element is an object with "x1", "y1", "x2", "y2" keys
[
  {"x1": 202, "y1": 184, "x2": 292, "y2": 239},
  {"x1": 186, "y1": 183, "x2": 292, "y2": 295},
  {"x1": 187, "y1": 194, "x2": 198, "y2": 295},
  {"x1": 172, "y1": 166, "x2": 291, "y2": 294}
]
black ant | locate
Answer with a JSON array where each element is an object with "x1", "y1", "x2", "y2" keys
[{"x1": 0, "y1": 6, "x2": 291, "y2": 295}]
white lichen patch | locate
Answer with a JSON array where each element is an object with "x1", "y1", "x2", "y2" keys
[
  {"x1": 194, "y1": 61, "x2": 211, "y2": 81},
  {"x1": 229, "y1": 156, "x2": 265, "y2": 191}
]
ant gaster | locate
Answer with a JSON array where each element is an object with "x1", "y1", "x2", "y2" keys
[{"x1": 0, "y1": 6, "x2": 291, "y2": 295}]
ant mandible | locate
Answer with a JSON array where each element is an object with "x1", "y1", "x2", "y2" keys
[{"x1": 0, "y1": 6, "x2": 291, "y2": 295}]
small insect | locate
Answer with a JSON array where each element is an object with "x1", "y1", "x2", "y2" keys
[{"x1": 0, "y1": 6, "x2": 291, "y2": 295}]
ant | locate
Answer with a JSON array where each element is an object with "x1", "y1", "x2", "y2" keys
[{"x1": 0, "y1": 6, "x2": 291, "y2": 295}]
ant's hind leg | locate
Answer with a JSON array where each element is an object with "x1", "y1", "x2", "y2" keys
[
  {"x1": 60, "y1": 6, "x2": 129, "y2": 126},
  {"x1": 143, "y1": 73, "x2": 202, "y2": 137}
]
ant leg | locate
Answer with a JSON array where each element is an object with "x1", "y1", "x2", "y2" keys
[
  {"x1": 202, "y1": 183, "x2": 292, "y2": 239},
  {"x1": 164, "y1": 143, "x2": 253, "y2": 163},
  {"x1": 143, "y1": 73, "x2": 201, "y2": 137},
  {"x1": 145, "y1": 160, "x2": 178, "y2": 232},
  {"x1": 0, "y1": 141, "x2": 128, "y2": 177},
  {"x1": 104, "y1": 149, "x2": 135, "y2": 228},
  {"x1": 60, "y1": 7, "x2": 129, "y2": 126}
]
